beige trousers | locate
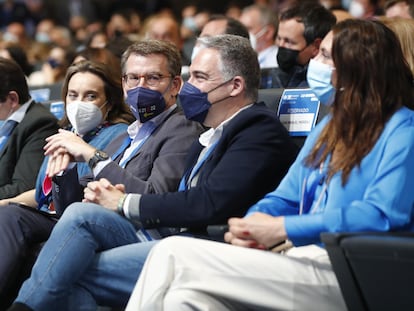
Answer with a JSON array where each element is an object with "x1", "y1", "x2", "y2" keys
[{"x1": 126, "y1": 236, "x2": 347, "y2": 311}]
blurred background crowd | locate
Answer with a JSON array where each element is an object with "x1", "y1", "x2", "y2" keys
[{"x1": 0, "y1": 0, "x2": 400, "y2": 88}]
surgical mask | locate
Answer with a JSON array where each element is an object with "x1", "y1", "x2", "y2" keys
[
  {"x1": 307, "y1": 58, "x2": 335, "y2": 106},
  {"x1": 249, "y1": 26, "x2": 267, "y2": 50},
  {"x1": 2, "y1": 32, "x2": 18, "y2": 43},
  {"x1": 349, "y1": 1, "x2": 365, "y2": 18},
  {"x1": 183, "y1": 16, "x2": 198, "y2": 32},
  {"x1": 277, "y1": 47, "x2": 301, "y2": 72},
  {"x1": 66, "y1": 100, "x2": 104, "y2": 135},
  {"x1": 179, "y1": 80, "x2": 231, "y2": 123},
  {"x1": 126, "y1": 87, "x2": 166, "y2": 123},
  {"x1": 35, "y1": 32, "x2": 51, "y2": 43}
]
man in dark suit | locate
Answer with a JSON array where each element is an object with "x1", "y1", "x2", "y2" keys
[
  {"x1": 10, "y1": 35, "x2": 298, "y2": 310},
  {"x1": 0, "y1": 58, "x2": 58, "y2": 200},
  {"x1": 44, "y1": 40, "x2": 204, "y2": 216},
  {"x1": 2, "y1": 40, "x2": 202, "y2": 310}
]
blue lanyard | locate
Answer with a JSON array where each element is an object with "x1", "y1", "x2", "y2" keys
[
  {"x1": 111, "y1": 136, "x2": 132, "y2": 161},
  {"x1": 117, "y1": 122, "x2": 157, "y2": 168},
  {"x1": 178, "y1": 141, "x2": 219, "y2": 191}
]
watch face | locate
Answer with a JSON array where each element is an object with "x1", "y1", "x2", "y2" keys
[
  {"x1": 89, "y1": 150, "x2": 109, "y2": 169},
  {"x1": 96, "y1": 150, "x2": 109, "y2": 159}
]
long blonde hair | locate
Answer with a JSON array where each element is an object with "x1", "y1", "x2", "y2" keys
[{"x1": 380, "y1": 16, "x2": 414, "y2": 76}]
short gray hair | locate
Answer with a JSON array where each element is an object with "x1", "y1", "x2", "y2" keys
[{"x1": 197, "y1": 34, "x2": 260, "y2": 101}]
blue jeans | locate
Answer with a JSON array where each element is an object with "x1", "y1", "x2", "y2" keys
[{"x1": 15, "y1": 202, "x2": 158, "y2": 311}]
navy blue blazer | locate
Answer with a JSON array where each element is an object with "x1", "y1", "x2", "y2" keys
[{"x1": 137, "y1": 102, "x2": 299, "y2": 234}]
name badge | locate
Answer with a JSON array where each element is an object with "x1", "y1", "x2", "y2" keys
[{"x1": 277, "y1": 88, "x2": 320, "y2": 136}]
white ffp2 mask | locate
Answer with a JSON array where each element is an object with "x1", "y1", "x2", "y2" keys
[{"x1": 66, "y1": 101, "x2": 103, "y2": 135}]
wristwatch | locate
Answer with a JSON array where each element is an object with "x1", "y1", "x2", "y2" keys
[{"x1": 88, "y1": 150, "x2": 109, "y2": 170}]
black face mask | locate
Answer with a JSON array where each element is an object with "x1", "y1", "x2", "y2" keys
[{"x1": 277, "y1": 47, "x2": 300, "y2": 72}]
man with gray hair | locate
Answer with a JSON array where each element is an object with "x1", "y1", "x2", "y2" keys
[{"x1": 9, "y1": 35, "x2": 298, "y2": 310}]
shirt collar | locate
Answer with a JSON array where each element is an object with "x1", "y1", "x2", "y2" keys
[
  {"x1": 199, "y1": 104, "x2": 253, "y2": 148},
  {"x1": 7, "y1": 99, "x2": 33, "y2": 124}
]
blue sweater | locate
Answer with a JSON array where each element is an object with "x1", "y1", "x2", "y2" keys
[
  {"x1": 34, "y1": 123, "x2": 128, "y2": 208},
  {"x1": 247, "y1": 106, "x2": 414, "y2": 246}
]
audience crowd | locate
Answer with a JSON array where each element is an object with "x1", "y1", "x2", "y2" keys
[{"x1": 0, "y1": 0, "x2": 414, "y2": 310}]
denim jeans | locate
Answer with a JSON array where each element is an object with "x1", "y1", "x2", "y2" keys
[{"x1": 15, "y1": 202, "x2": 158, "y2": 311}]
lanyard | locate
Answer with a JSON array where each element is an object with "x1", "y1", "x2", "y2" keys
[
  {"x1": 117, "y1": 121, "x2": 157, "y2": 168},
  {"x1": 111, "y1": 136, "x2": 132, "y2": 161},
  {"x1": 178, "y1": 141, "x2": 219, "y2": 191}
]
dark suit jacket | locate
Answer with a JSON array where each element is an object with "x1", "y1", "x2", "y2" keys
[
  {"x1": 137, "y1": 102, "x2": 299, "y2": 234},
  {"x1": 0, "y1": 101, "x2": 59, "y2": 199},
  {"x1": 52, "y1": 107, "x2": 204, "y2": 216}
]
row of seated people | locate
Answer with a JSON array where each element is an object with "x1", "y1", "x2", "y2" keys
[
  {"x1": 31, "y1": 85, "x2": 329, "y2": 150},
  {"x1": 1, "y1": 37, "x2": 320, "y2": 310},
  {"x1": 4, "y1": 15, "x2": 412, "y2": 310}
]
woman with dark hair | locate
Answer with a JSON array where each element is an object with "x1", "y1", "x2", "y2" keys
[
  {"x1": 0, "y1": 60, "x2": 133, "y2": 308},
  {"x1": 124, "y1": 19, "x2": 414, "y2": 310}
]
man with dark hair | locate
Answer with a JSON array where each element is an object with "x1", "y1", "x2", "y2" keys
[
  {"x1": 10, "y1": 34, "x2": 298, "y2": 310},
  {"x1": 268, "y1": 2, "x2": 336, "y2": 88},
  {"x1": 0, "y1": 58, "x2": 58, "y2": 199}
]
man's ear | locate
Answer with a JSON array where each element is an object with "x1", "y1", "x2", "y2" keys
[
  {"x1": 7, "y1": 91, "x2": 20, "y2": 109},
  {"x1": 171, "y1": 76, "x2": 183, "y2": 97},
  {"x1": 229, "y1": 76, "x2": 244, "y2": 97}
]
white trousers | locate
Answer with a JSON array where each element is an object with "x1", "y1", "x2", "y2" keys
[{"x1": 126, "y1": 236, "x2": 347, "y2": 311}]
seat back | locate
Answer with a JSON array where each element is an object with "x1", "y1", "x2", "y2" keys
[
  {"x1": 321, "y1": 232, "x2": 414, "y2": 311},
  {"x1": 29, "y1": 81, "x2": 63, "y2": 102}
]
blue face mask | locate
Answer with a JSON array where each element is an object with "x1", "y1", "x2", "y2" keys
[
  {"x1": 179, "y1": 82, "x2": 211, "y2": 123},
  {"x1": 179, "y1": 80, "x2": 232, "y2": 124},
  {"x1": 306, "y1": 58, "x2": 336, "y2": 106},
  {"x1": 126, "y1": 87, "x2": 166, "y2": 123}
]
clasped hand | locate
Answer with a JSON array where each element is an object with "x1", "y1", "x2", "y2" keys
[
  {"x1": 224, "y1": 212, "x2": 287, "y2": 250},
  {"x1": 83, "y1": 178, "x2": 126, "y2": 211},
  {"x1": 44, "y1": 129, "x2": 96, "y2": 177}
]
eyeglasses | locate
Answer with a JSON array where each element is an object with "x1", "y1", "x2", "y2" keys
[{"x1": 122, "y1": 73, "x2": 172, "y2": 88}]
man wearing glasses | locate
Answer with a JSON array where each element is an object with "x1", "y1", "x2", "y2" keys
[
  {"x1": 10, "y1": 35, "x2": 298, "y2": 311},
  {"x1": 43, "y1": 39, "x2": 204, "y2": 216}
]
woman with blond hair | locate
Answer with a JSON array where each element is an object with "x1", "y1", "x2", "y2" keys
[{"x1": 380, "y1": 16, "x2": 414, "y2": 75}]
